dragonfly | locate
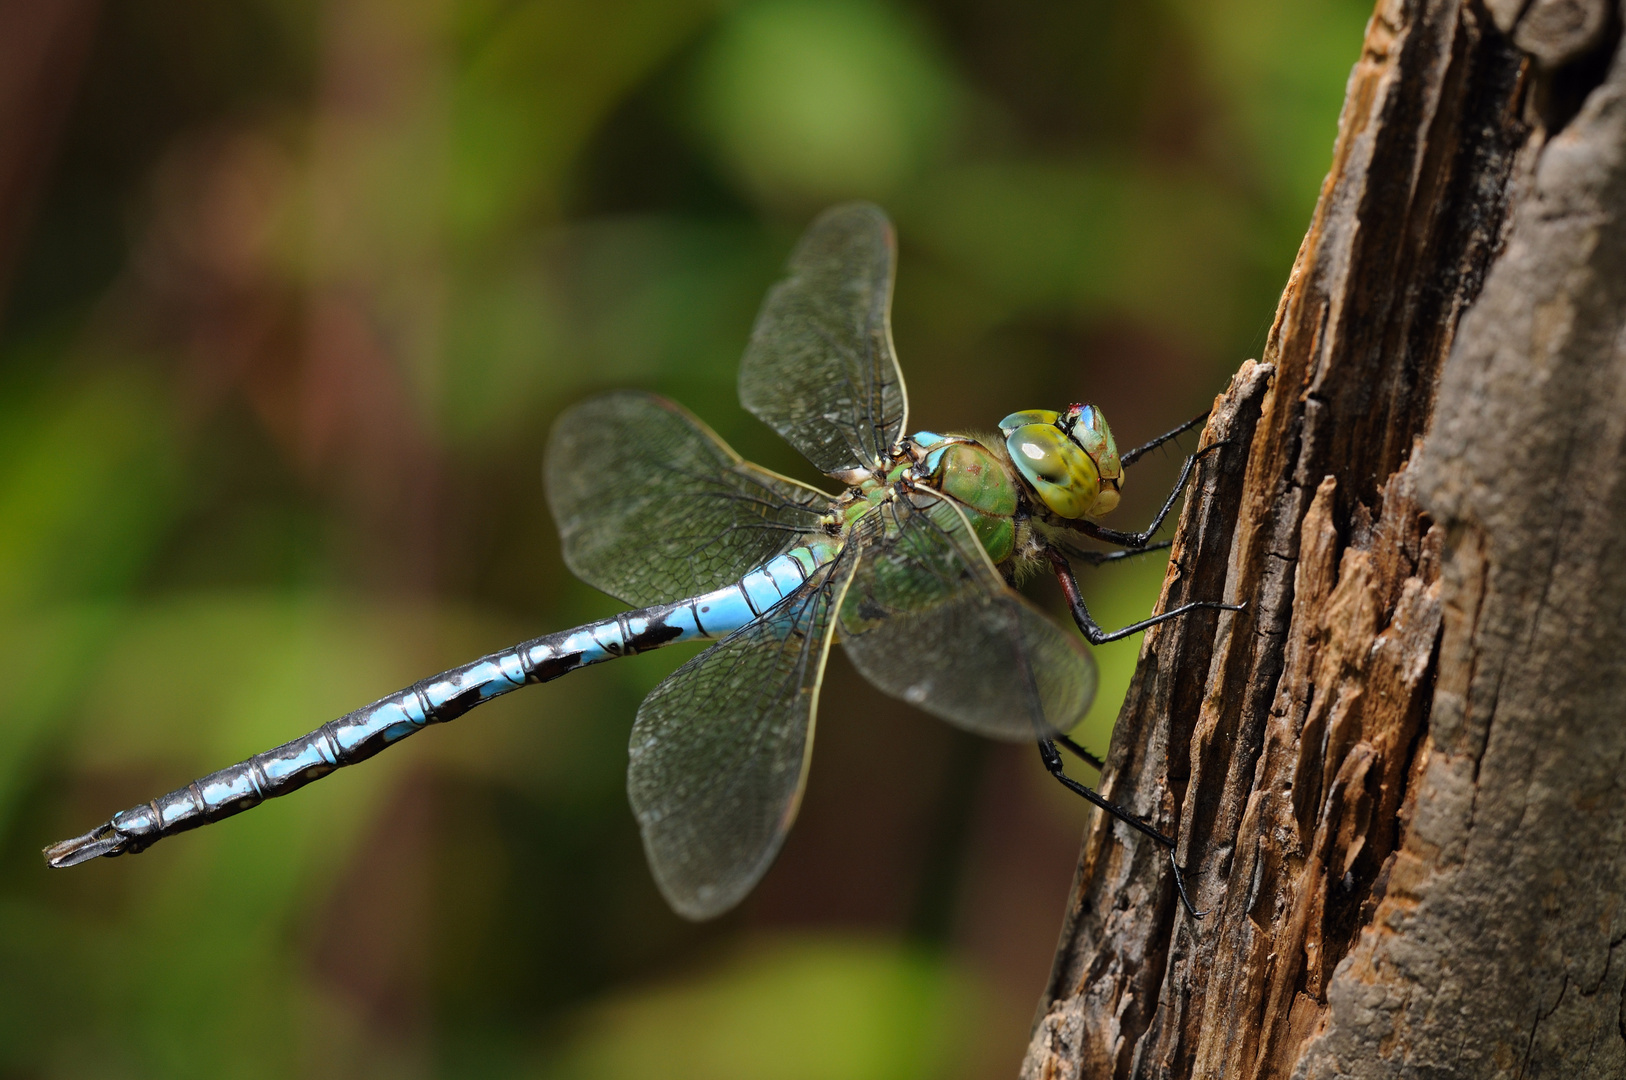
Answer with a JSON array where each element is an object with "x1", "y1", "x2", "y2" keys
[{"x1": 46, "y1": 203, "x2": 1238, "y2": 920}]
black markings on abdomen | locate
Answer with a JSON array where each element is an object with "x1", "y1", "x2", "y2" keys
[
  {"x1": 433, "y1": 685, "x2": 485, "y2": 723},
  {"x1": 530, "y1": 651, "x2": 584, "y2": 683},
  {"x1": 627, "y1": 621, "x2": 685, "y2": 652}
]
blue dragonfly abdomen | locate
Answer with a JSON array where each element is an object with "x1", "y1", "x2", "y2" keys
[{"x1": 45, "y1": 543, "x2": 838, "y2": 868}]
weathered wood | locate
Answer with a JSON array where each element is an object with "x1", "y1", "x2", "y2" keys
[
  {"x1": 1298, "y1": 4, "x2": 1626, "y2": 1074},
  {"x1": 1020, "y1": 0, "x2": 1626, "y2": 1075}
]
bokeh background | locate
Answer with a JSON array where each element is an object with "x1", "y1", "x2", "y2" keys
[{"x1": 0, "y1": 0, "x2": 1369, "y2": 1076}]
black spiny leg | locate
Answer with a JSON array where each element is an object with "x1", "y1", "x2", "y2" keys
[
  {"x1": 1054, "y1": 730, "x2": 1103, "y2": 771},
  {"x1": 1077, "y1": 436, "x2": 1228, "y2": 550},
  {"x1": 1043, "y1": 546, "x2": 1243, "y2": 645},
  {"x1": 1037, "y1": 738, "x2": 1205, "y2": 919},
  {"x1": 1036, "y1": 541, "x2": 1241, "y2": 921},
  {"x1": 1054, "y1": 538, "x2": 1172, "y2": 567},
  {"x1": 1119, "y1": 409, "x2": 1209, "y2": 467}
]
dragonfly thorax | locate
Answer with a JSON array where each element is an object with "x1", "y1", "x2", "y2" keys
[{"x1": 903, "y1": 432, "x2": 1021, "y2": 564}]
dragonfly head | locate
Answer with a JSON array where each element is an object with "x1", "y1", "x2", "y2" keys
[{"x1": 998, "y1": 404, "x2": 1123, "y2": 520}]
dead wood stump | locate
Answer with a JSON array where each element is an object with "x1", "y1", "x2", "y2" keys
[{"x1": 1021, "y1": 2, "x2": 1626, "y2": 1077}]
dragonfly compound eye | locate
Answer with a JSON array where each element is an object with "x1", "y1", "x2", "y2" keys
[
  {"x1": 998, "y1": 408, "x2": 1060, "y2": 437},
  {"x1": 1061, "y1": 404, "x2": 1121, "y2": 474},
  {"x1": 1062, "y1": 403, "x2": 1124, "y2": 516},
  {"x1": 1004, "y1": 422, "x2": 1101, "y2": 519}
]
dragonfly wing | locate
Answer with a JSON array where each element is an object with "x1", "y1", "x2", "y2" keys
[
  {"x1": 739, "y1": 203, "x2": 909, "y2": 479},
  {"x1": 546, "y1": 391, "x2": 831, "y2": 608},
  {"x1": 840, "y1": 494, "x2": 1096, "y2": 741},
  {"x1": 627, "y1": 553, "x2": 857, "y2": 920}
]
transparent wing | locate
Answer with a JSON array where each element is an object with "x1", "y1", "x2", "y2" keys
[
  {"x1": 839, "y1": 494, "x2": 1096, "y2": 741},
  {"x1": 628, "y1": 554, "x2": 858, "y2": 920},
  {"x1": 546, "y1": 391, "x2": 831, "y2": 608},
  {"x1": 738, "y1": 203, "x2": 909, "y2": 479}
]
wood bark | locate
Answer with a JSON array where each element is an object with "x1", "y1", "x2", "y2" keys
[{"x1": 1020, "y1": 1, "x2": 1626, "y2": 1077}]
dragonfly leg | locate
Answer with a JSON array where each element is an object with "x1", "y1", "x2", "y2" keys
[
  {"x1": 1044, "y1": 547, "x2": 1243, "y2": 645},
  {"x1": 1053, "y1": 537, "x2": 1172, "y2": 566},
  {"x1": 1119, "y1": 409, "x2": 1209, "y2": 467},
  {"x1": 1037, "y1": 737, "x2": 1205, "y2": 919},
  {"x1": 1054, "y1": 730, "x2": 1104, "y2": 771},
  {"x1": 1077, "y1": 437, "x2": 1230, "y2": 550}
]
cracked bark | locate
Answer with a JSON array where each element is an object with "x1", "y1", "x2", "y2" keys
[{"x1": 1020, "y1": 1, "x2": 1626, "y2": 1078}]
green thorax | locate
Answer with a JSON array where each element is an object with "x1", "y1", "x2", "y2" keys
[{"x1": 908, "y1": 435, "x2": 1019, "y2": 565}]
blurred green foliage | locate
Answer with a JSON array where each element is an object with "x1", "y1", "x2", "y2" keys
[{"x1": 0, "y1": 0, "x2": 1368, "y2": 1075}]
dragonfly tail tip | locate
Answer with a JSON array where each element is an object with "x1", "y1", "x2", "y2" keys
[{"x1": 43, "y1": 823, "x2": 126, "y2": 868}]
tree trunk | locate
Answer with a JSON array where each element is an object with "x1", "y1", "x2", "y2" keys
[{"x1": 1021, "y1": 2, "x2": 1626, "y2": 1077}]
